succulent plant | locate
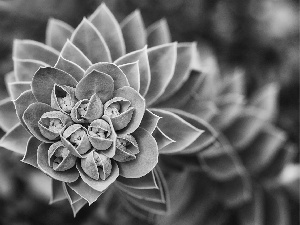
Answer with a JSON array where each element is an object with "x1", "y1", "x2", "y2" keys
[
  {"x1": 0, "y1": 3, "x2": 215, "y2": 216},
  {"x1": 157, "y1": 47, "x2": 299, "y2": 225}
]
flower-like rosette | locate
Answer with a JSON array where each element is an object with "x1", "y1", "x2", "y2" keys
[
  {"x1": 48, "y1": 141, "x2": 77, "y2": 171},
  {"x1": 104, "y1": 97, "x2": 134, "y2": 130},
  {"x1": 38, "y1": 111, "x2": 73, "y2": 141},
  {"x1": 62, "y1": 124, "x2": 91, "y2": 156},
  {"x1": 51, "y1": 84, "x2": 77, "y2": 114},
  {"x1": 113, "y1": 134, "x2": 139, "y2": 162},
  {"x1": 81, "y1": 150, "x2": 112, "y2": 180},
  {"x1": 71, "y1": 93, "x2": 103, "y2": 123},
  {"x1": 87, "y1": 116, "x2": 116, "y2": 158}
]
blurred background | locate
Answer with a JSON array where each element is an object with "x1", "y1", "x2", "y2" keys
[{"x1": 0, "y1": 0, "x2": 298, "y2": 224}]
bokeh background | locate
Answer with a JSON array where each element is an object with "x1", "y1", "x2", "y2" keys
[{"x1": 0, "y1": 0, "x2": 298, "y2": 224}]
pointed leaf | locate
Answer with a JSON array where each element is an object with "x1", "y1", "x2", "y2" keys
[
  {"x1": 13, "y1": 58, "x2": 49, "y2": 81},
  {"x1": 150, "y1": 109, "x2": 203, "y2": 154},
  {"x1": 278, "y1": 164, "x2": 300, "y2": 200},
  {"x1": 85, "y1": 62, "x2": 129, "y2": 90},
  {"x1": 237, "y1": 186, "x2": 264, "y2": 225},
  {"x1": 37, "y1": 143, "x2": 79, "y2": 182},
  {"x1": 8, "y1": 82, "x2": 31, "y2": 100},
  {"x1": 46, "y1": 18, "x2": 74, "y2": 51},
  {"x1": 23, "y1": 102, "x2": 55, "y2": 142},
  {"x1": 117, "y1": 170, "x2": 158, "y2": 189},
  {"x1": 32, "y1": 67, "x2": 77, "y2": 105},
  {"x1": 121, "y1": 10, "x2": 146, "y2": 53},
  {"x1": 147, "y1": 19, "x2": 171, "y2": 47},
  {"x1": 22, "y1": 136, "x2": 41, "y2": 168},
  {"x1": 13, "y1": 39, "x2": 59, "y2": 66},
  {"x1": 145, "y1": 43, "x2": 177, "y2": 106},
  {"x1": 113, "y1": 87, "x2": 145, "y2": 135},
  {"x1": 210, "y1": 94, "x2": 244, "y2": 129},
  {"x1": 0, "y1": 123, "x2": 31, "y2": 154},
  {"x1": 68, "y1": 178, "x2": 103, "y2": 205},
  {"x1": 219, "y1": 68, "x2": 245, "y2": 96},
  {"x1": 167, "y1": 108, "x2": 217, "y2": 154},
  {"x1": 115, "y1": 46, "x2": 151, "y2": 96},
  {"x1": 248, "y1": 83, "x2": 279, "y2": 122},
  {"x1": 60, "y1": 40, "x2": 92, "y2": 70},
  {"x1": 14, "y1": 90, "x2": 37, "y2": 132},
  {"x1": 63, "y1": 182, "x2": 82, "y2": 204},
  {"x1": 55, "y1": 56, "x2": 84, "y2": 82},
  {"x1": 75, "y1": 70, "x2": 114, "y2": 102},
  {"x1": 50, "y1": 179, "x2": 67, "y2": 204},
  {"x1": 239, "y1": 125, "x2": 286, "y2": 174},
  {"x1": 119, "y1": 62, "x2": 140, "y2": 92},
  {"x1": 139, "y1": 109, "x2": 161, "y2": 134},
  {"x1": 156, "y1": 43, "x2": 195, "y2": 103},
  {"x1": 89, "y1": 3, "x2": 125, "y2": 61},
  {"x1": 223, "y1": 110, "x2": 265, "y2": 149},
  {"x1": 0, "y1": 98, "x2": 19, "y2": 131},
  {"x1": 118, "y1": 128, "x2": 158, "y2": 178},
  {"x1": 152, "y1": 127, "x2": 175, "y2": 150},
  {"x1": 71, "y1": 18, "x2": 111, "y2": 63},
  {"x1": 154, "y1": 70, "x2": 204, "y2": 108},
  {"x1": 71, "y1": 198, "x2": 88, "y2": 217},
  {"x1": 181, "y1": 99, "x2": 217, "y2": 121},
  {"x1": 77, "y1": 160, "x2": 119, "y2": 192}
]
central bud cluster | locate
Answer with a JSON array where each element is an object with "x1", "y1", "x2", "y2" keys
[{"x1": 38, "y1": 83, "x2": 139, "y2": 181}]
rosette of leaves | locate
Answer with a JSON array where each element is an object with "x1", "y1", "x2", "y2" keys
[
  {"x1": 157, "y1": 48, "x2": 299, "y2": 225},
  {"x1": 0, "y1": 3, "x2": 210, "y2": 216}
]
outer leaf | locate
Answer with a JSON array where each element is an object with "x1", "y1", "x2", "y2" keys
[
  {"x1": 0, "y1": 123, "x2": 31, "y2": 154},
  {"x1": 117, "y1": 170, "x2": 158, "y2": 189},
  {"x1": 152, "y1": 127, "x2": 175, "y2": 150},
  {"x1": 147, "y1": 19, "x2": 171, "y2": 47},
  {"x1": 63, "y1": 183, "x2": 82, "y2": 204},
  {"x1": 37, "y1": 143, "x2": 79, "y2": 182},
  {"x1": 85, "y1": 63, "x2": 129, "y2": 90},
  {"x1": 181, "y1": 99, "x2": 217, "y2": 121},
  {"x1": 13, "y1": 58, "x2": 49, "y2": 81},
  {"x1": 239, "y1": 125, "x2": 286, "y2": 174},
  {"x1": 55, "y1": 56, "x2": 84, "y2": 82},
  {"x1": 156, "y1": 43, "x2": 195, "y2": 103},
  {"x1": 89, "y1": 3, "x2": 125, "y2": 61},
  {"x1": 60, "y1": 40, "x2": 92, "y2": 70},
  {"x1": 119, "y1": 62, "x2": 140, "y2": 92},
  {"x1": 154, "y1": 70, "x2": 204, "y2": 109},
  {"x1": 139, "y1": 109, "x2": 161, "y2": 134},
  {"x1": 14, "y1": 90, "x2": 37, "y2": 132},
  {"x1": 13, "y1": 39, "x2": 59, "y2": 66},
  {"x1": 223, "y1": 110, "x2": 265, "y2": 149},
  {"x1": 77, "y1": 161, "x2": 119, "y2": 192},
  {"x1": 248, "y1": 83, "x2": 279, "y2": 122},
  {"x1": 279, "y1": 164, "x2": 300, "y2": 200},
  {"x1": 218, "y1": 69, "x2": 245, "y2": 96},
  {"x1": 145, "y1": 43, "x2": 177, "y2": 106},
  {"x1": 75, "y1": 70, "x2": 114, "y2": 102},
  {"x1": 46, "y1": 18, "x2": 74, "y2": 51},
  {"x1": 150, "y1": 109, "x2": 203, "y2": 154},
  {"x1": 0, "y1": 98, "x2": 19, "y2": 131},
  {"x1": 118, "y1": 128, "x2": 158, "y2": 178},
  {"x1": 23, "y1": 102, "x2": 55, "y2": 142},
  {"x1": 121, "y1": 10, "x2": 146, "y2": 53},
  {"x1": 237, "y1": 186, "x2": 264, "y2": 225},
  {"x1": 32, "y1": 67, "x2": 78, "y2": 105},
  {"x1": 115, "y1": 46, "x2": 151, "y2": 96},
  {"x1": 70, "y1": 18, "x2": 111, "y2": 63},
  {"x1": 8, "y1": 82, "x2": 31, "y2": 100},
  {"x1": 22, "y1": 136, "x2": 41, "y2": 168},
  {"x1": 68, "y1": 178, "x2": 103, "y2": 205},
  {"x1": 210, "y1": 94, "x2": 244, "y2": 129},
  {"x1": 71, "y1": 198, "x2": 88, "y2": 217},
  {"x1": 113, "y1": 87, "x2": 146, "y2": 135},
  {"x1": 167, "y1": 108, "x2": 217, "y2": 154},
  {"x1": 49, "y1": 179, "x2": 67, "y2": 204}
]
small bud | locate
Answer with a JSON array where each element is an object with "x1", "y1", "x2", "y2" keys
[
  {"x1": 48, "y1": 142, "x2": 76, "y2": 171},
  {"x1": 51, "y1": 84, "x2": 77, "y2": 114}
]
